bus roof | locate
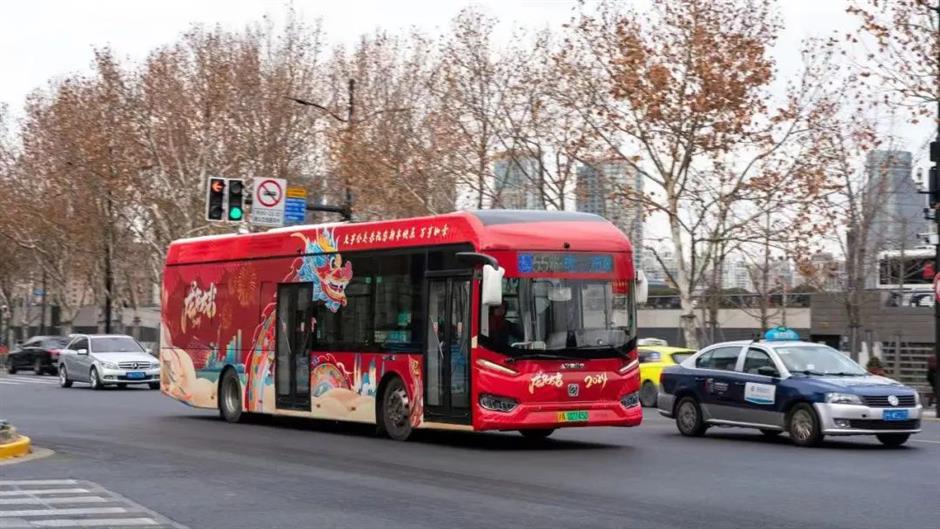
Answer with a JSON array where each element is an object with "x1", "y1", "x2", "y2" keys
[{"x1": 165, "y1": 210, "x2": 632, "y2": 266}]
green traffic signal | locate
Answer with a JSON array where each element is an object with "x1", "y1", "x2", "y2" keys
[{"x1": 227, "y1": 179, "x2": 245, "y2": 222}]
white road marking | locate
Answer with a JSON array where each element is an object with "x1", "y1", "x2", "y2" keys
[
  {"x1": 32, "y1": 518, "x2": 159, "y2": 527},
  {"x1": 912, "y1": 438, "x2": 940, "y2": 445},
  {"x1": 0, "y1": 490, "x2": 89, "y2": 497},
  {"x1": 0, "y1": 481, "x2": 76, "y2": 487},
  {"x1": 0, "y1": 497, "x2": 108, "y2": 505},
  {"x1": 0, "y1": 480, "x2": 182, "y2": 528},
  {"x1": 0, "y1": 381, "x2": 59, "y2": 387},
  {"x1": 1, "y1": 377, "x2": 60, "y2": 385},
  {"x1": 0, "y1": 507, "x2": 127, "y2": 518}
]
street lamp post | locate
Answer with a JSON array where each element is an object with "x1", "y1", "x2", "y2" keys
[
  {"x1": 931, "y1": 1, "x2": 940, "y2": 417},
  {"x1": 288, "y1": 78, "x2": 411, "y2": 222},
  {"x1": 288, "y1": 79, "x2": 357, "y2": 221}
]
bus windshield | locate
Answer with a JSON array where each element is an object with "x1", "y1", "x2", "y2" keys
[{"x1": 482, "y1": 277, "x2": 635, "y2": 359}]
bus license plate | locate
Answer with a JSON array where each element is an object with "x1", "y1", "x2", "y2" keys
[
  {"x1": 883, "y1": 409, "x2": 908, "y2": 421},
  {"x1": 126, "y1": 371, "x2": 145, "y2": 380},
  {"x1": 557, "y1": 410, "x2": 588, "y2": 422}
]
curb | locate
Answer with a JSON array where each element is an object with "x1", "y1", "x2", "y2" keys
[{"x1": 0, "y1": 435, "x2": 32, "y2": 459}]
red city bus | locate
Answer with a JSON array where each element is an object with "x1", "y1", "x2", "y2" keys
[{"x1": 160, "y1": 210, "x2": 644, "y2": 440}]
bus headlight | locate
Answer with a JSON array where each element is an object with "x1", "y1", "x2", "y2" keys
[
  {"x1": 621, "y1": 392, "x2": 640, "y2": 408},
  {"x1": 479, "y1": 393, "x2": 518, "y2": 413}
]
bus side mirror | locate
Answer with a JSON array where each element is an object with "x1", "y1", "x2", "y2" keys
[
  {"x1": 481, "y1": 264, "x2": 505, "y2": 306},
  {"x1": 636, "y1": 270, "x2": 648, "y2": 305}
]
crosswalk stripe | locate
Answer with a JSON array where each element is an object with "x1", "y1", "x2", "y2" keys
[
  {"x1": 0, "y1": 507, "x2": 127, "y2": 517},
  {"x1": 0, "y1": 480, "x2": 179, "y2": 528},
  {"x1": 0, "y1": 377, "x2": 60, "y2": 385},
  {"x1": 0, "y1": 497, "x2": 109, "y2": 505},
  {"x1": 0, "y1": 490, "x2": 90, "y2": 497},
  {"x1": 0, "y1": 481, "x2": 77, "y2": 486},
  {"x1": 32, "y1": 518, "x2": 159, "y2": 527}
]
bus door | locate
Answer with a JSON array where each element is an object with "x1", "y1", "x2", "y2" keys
[
  {"x1": 425, "y1": 275, "x2": 471, "y2": 423},
  {"x1": 275, "y1": 283, "x2": 313, "y2": 410}
]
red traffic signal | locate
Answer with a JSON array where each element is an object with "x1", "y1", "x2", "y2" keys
[{"x1": 206, "y1": 177, "x2": 226, "y2": 220}]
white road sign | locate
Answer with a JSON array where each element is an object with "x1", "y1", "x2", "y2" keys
[{"x1": 251, "y1": 177, "x2": 286, "y2": 227}]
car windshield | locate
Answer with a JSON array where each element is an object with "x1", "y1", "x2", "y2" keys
[
  {"x1": 91, "y1": 337, "x2": 145, "y2": 353},
  {"x1": 42, "y1": 337, "x2": 69, "y2": 348},
  {"x1": 774, "y1": 345, "x2": 867, "y2": 376},
  {"x1": 481, "y1": 277, "x2": 636, "y2": 359}
]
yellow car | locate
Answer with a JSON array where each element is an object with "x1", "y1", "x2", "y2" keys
[{"x1": 638, "y1": 345, "x2": 695, "y2": 407}]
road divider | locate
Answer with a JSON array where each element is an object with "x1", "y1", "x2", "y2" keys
[{"x1": 0, "y1": 421, "x2": 31, "y2": 460}]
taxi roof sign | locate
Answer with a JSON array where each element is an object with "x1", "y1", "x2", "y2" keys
[{"x1": 764, "y1": 326, "x2": 800, "y2": 341}]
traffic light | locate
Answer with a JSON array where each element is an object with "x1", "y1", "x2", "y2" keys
[
  {"x1": 227, "y1": 179, "x2": 245, "y2": 222},
  {"x1": 206, "y1": 177, "x2": 226, "y2": 220},
  {"x1": 931, "y1": 141, "x2": 939, "y2": 209},
  {"x1": 929, "y1": 166, "x2": 939, "y2": 207}
]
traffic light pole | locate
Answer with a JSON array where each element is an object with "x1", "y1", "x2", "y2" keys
[{"x1": 933, "y1": 2, "x2": 940, "y2": 417}]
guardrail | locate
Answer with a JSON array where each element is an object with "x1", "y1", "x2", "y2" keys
[{"x1": 643, "y1": 293, "x2": 813, "y2": 310}]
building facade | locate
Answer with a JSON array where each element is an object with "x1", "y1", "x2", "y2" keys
[
  {"x1": 576, "y1": 159, "x2": 644, "y2": 266},
  {"x1": 864, "y1": 150, "x2": 925, "y2": 253},
  {"x1": 492, "y1": 157, "x2": 542, "y2": 210}
]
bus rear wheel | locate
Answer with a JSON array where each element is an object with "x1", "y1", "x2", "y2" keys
[
  {"x1": 380, "y1": 377, "x2": 413, "y2": 441},
  {"x1": 219, "y1": 369, "x2": 243, "y2": 423}
]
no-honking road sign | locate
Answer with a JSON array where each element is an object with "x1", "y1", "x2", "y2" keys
[{"x1": 251, "y1": 177, "x2": 286, "y2": 227}]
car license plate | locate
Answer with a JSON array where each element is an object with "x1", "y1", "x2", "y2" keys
[
  {"x1": 883, "y1": 409, "x2": 909, "y2": 421},
  {"x1": 126, "y1": 371, "x2": 145, "y2": 380},
  {"x1": 556, "y1": 410, "x2": 588, "y2": 422}
]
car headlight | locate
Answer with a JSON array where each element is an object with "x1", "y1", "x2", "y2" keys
[
  {"x1": 914, "y1": 392, "x2": 921, "y2": 406},
  {"x1": 825, "y1": 392, "x2": 863, "y2": 405},
  {"x1": 101, "y1": 361, "x2": 119, "y2": 369}
]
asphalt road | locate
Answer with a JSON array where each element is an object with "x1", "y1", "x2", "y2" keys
[{"x1": 2, "y1": 372, "x2": 939, "y2": 529}]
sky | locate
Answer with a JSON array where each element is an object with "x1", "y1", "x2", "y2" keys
[
  {"x1": 1, "y1": 0, "x2": 935, "y2": 242},
  {"x1": 0, "y1": 0, "x2": 864, "y2": 116}
]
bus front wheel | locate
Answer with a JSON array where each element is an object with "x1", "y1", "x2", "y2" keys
[
  {"x1": 519, "y1": 428, "x2": 555, "y2": 440},
  {"x1": 380, "y1": 377, "x2": 413, "y2": 441},
  {"x1": 219, "y1": 369, "x2": 243, "y2": 423}
]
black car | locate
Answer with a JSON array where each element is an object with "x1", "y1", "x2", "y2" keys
[{"x1": 8, "y1": 336, "x2": 70, "y2": 375}]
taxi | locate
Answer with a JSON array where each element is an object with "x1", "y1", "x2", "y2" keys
[
  {"x1": 637, "y1": 339, "x2": 695, "y2": 407},
  {"x1": 656, "y1": 328, "x2": 923, "y2": 447}
]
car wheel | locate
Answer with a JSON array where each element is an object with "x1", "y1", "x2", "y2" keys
[
  {"x1": 149, "y1": 382, "x2": 160, "y2": 390},
  {"x1": 89, "y1": 367, "x2": 103, "y2": 390},
  {"x1": 639, "y1": 381, "x2": 658, "y2": 407},
  {"x1": 8, "y1": 363, "x2": 16, "y2": 374},
  {"x1": 219, "y1": 369, "x2": 243, "y2": 423},
  {"x1": 760, "y1": 429, "x2": 782, "y2": 437},
  {"x1": 519, "y1": 429, "x2": 555, "y2": 440},
  {"x1": 380, "y1": 377, "x2": 413, "y2": 441},
  {"x1": 876, "y1": 433, "x2": 910, "y2": 448},
  {"x1": 59, "y1": 365, "x2": 72, "y2": 388},
  {"x1": 675, "y1": 396, "x2": 707, "y2": 437},
  {"x1": 788, "y1": 403, "x2": 823, "y2": 447},
  {"x1": 34, "y1": 358, "x2": 44, "y2": 375}
]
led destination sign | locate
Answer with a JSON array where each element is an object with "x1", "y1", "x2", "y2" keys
[{"x1": 517, "y1": 253, "x2": 614, "y2": 274}]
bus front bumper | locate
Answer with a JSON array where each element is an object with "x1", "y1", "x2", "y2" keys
[{"x1": 475, "y1": 398, "x2": 643, "y2": 431}]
